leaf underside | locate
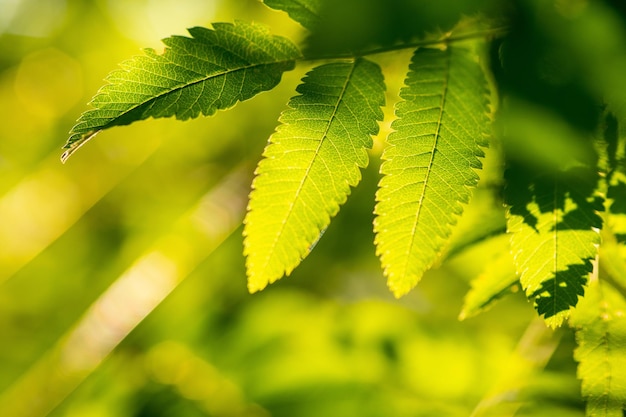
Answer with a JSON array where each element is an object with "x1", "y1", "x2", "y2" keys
[
  {"x1": 244, "y1": 58, "x2": 385, "y2": 293},
  {"x1": 506, "y1": 164, "x2": 602, "y2": 328},
  {"x1": 571, "y1": 280, "x2": 626, "y2": 416},
  {"x1": 63, "y1": 21, "x2": 300, "y2": 162},
  {"x1": 374, "y1": 46, "x2": 489, "y2": 297}
]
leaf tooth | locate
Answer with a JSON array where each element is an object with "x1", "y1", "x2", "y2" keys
[{"x1": 63, "y1": 21, "x2": 300, "y2": 161}]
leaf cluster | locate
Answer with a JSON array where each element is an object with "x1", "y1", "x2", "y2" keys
[{"x1": 63, "y1": 0, "x2": 626, "y2": 414}]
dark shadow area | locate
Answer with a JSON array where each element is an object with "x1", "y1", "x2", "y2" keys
[
  {"x1": 505, "y1": 162, "x2": 602, "y2": 319},
  {"x1": 304, "y1": 0, "x2": 504, "y2": 56},
  {"x1": 489, "y1": 0, "x2": 603, "y2": 134},
  {"x1": 531, "y1": 261, "x2": 591, "y2": 320}
]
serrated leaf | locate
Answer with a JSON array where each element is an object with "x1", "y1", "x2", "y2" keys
[
  {"x1": 263, "y1": 0, "x2": 322, "y2": 30},
  {"x1": 244, "y1": 58, "x2": 385, "y2": 292},
  {"x1": 374, "y1": 46, "x2": 489, "y2": 297},
  {"x1": 506, "y1": 164, "x2": 603, "y2": 328},
  {"x1": 460, "y1": 236, "x2": 519, "y2": 320},
  {"x1": 571, "y1": 280, "x2": 626, "y2": 416},
  {"x1": 62, "y1": 21, "x2": 300, "y2": 162}
]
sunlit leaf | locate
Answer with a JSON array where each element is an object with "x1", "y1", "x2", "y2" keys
[
  {"x1": 62, "y1": 21, "x2": 300, "y2": 162},
  {"x1": 244, "y1": 58, "x2": 385, "y2": 292},
  {"x1": 459, "y1": 238, "x2": 519, "y2": 320},
  {"x1": 506, "y1": 164, "x2": 603, "y2": 328},
  {"x1": 571, "y1": 280, "x2": 626, "y2": 416},
  {"x1": 374, "y1": 45, "x2": 489, "y2": 297}
]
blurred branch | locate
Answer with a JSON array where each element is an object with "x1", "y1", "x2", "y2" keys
[
  {"x1": 0, "y1": 166, "x2": 250, "y2": 417},
  {"x1": 469, "y1": 318, "x2": 563, "y2": 417}
]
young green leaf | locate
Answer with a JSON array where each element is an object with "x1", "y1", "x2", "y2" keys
[
  {"x1": 506, "y1": 164, "x2": 603, "y2": 328},
  {"x1": 262, "y1": 0, "x2": 321, "y2": 30},
  {"x1": 374, "y1": 46, "x2": 489, "y2": 297},
  {"x1": 244, "y1": 58, "x2": 385, "y2": 293},
  {"x1": 62, "y1": 21, "x2": 300, "y2": 162},
  {"x1": 459, "y1": 237, "x2": 519, "y2": 320},
  {"x1": 571, "y1": 280, "x2": 626, "y2": 416}
]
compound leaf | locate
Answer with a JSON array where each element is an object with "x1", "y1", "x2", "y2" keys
[
  {"x1": 244, "y1": 58, "x2": 385, "y2": 293},
  {"x1": 571, "y1": 280, "x2": 626, "y2": 416},
  {"x1": 63, "y1": 21, "x2": 300, "y2": 162},
  {"x1": 506, "y1": 164, "x2": 603, "y2": 328},
  {"x1": 374, "y1": 46, "x2": 489, "y2": 297}
]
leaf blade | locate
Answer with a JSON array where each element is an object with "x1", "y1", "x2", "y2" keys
[
  {"x1": 506, "y1": 164, "x2": 603, "y2": 327},
  {"x1": 63, "y1": 21, "x2": 300, "y2": 162},
  {"x1": 459, "y1": 236, "x2": 519, "y2": 320},
  {"x1": 244, "y1": 58, "x2": 385, "y2": 292},
  {"x1": 374, "y1": 46, "x2": 489, "y2": 297},
  {"x1": 262, "y1": 0, "x2": 322, "y2": 30},
  {"x1": 571, "y1": 280, "x2": 626, "y2": 416}
]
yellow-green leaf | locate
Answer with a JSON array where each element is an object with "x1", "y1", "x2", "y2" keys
[
  {"x1": 571, "y1": 280, "x2": 626, "y2": 416},
  {"x1": 244, "y1": 58, "x2": 385, "y2": 292},
  {"x1": 506, "y1": 164, "x2": 603, "y2": 328},
  {"x1": 374, "y1": 45, "x2": 489, "y2": 297}
]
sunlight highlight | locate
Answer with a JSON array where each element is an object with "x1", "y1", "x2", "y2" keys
[{"x1": 60, "y1": 252, "x2": 178, "y2": 372}]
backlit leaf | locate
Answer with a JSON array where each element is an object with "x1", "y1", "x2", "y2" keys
[
  {"x1": 63, "y1": 21, "x2": 300, "y2": 162},
  {"x1": 244, "y1": 58, "x2": 385, "y2": 292},
  {"x1": 506, "y1": 164, "x2": 603, "y2": 328},
  {"x1": 374, "y1": 45, "x2": 489, "y2": 297},
  {"x1": 571, "y1": 280, "x2": 626, "y2": 416},
  {"x1": 459, "y1": 236, "x2": 519, "y2": 320}
]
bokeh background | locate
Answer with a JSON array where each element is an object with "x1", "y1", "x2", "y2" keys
[{"x1": 0, "y1": 1, "x2": 585, "y2": 416}]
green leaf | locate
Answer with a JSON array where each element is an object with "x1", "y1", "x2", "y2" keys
[
  {"x1": 374, "y1": 46, "x2": 489, "y2": 297},
  {"x1": 571, "y1": 280, "x2": 626, "y2": 416},
  {"x1": 262, "y1": 0, "x2": 322, "y2": 30},
  {"x1": 506, "y1": 164, "x2": 603, "y2": 328},
  {"x1": 459, "y1": 236, "x2": 519, "y2": 320},
  {"x1": 243, "y1": 58, "x2": 385, "y2": 292},
  {"x1": 62, "y1": 21, "x2": 300, "y2": 162}
]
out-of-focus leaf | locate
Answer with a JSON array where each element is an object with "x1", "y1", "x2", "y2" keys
[
  {"x1": 571, "y1": 280, "x2": 626, "y2": 416},
  {"x1": 460, "y1": 239, "x2": 518, "y2": 320},
  {"x1": 262, "y1": 0, "x2": 322, "y2": 30}
]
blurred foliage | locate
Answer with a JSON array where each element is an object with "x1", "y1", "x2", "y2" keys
[{"x1": 2, "y1": 0, "x2": 626, "y2": 416}]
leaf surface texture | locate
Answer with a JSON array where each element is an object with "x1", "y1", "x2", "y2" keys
[
  {"x1": 244, "y1": 58, "x2": 385, "y2": 292},
  {"x1": 374, "y1": 46, "x2": 489, "y2": 297},
  {"x1": 63, "y1": 22, "x2": 300, "y2": 161},
  {"x1": 506, "y1": 165, "x2": 602, "y2": 327}
]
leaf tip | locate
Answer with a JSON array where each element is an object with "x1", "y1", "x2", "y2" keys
[
  {"x1": 247, "y1": 274, "x2": 269, "y2": 294},
  {"x1": 388, "y1": 281, "x2": 412, "y2": 299},
  {"x1": 61, "y1": 131, "x2": 99, "y2": 163}
]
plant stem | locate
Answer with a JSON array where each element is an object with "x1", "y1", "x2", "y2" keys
[{"x1": 302, "y1": 26, "x2": 509, "y2": 61}]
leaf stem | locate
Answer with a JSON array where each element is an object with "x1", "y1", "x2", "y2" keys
[{"x1": 301, "y1": 26, "x2": 509, "y2": 61}]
